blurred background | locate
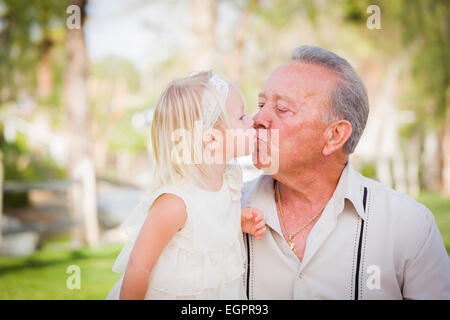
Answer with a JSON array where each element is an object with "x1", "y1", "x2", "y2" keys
[{"x1": 0, "y1": 0, "x2": 448, "y2": 299}]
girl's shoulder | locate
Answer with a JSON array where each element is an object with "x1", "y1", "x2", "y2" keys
[{"x1": 148, "y1": 183, "x2": 191, "y2": 205}]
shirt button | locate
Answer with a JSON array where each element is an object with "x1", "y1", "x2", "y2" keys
[{"x1": 298, "y1": 273, "x2": 303, "y2": 279}]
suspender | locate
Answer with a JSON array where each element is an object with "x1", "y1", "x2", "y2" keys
[
  {"x1": 354, "y1": 186, "x2": 368, "y2": 300},
  {"x1": 245, "y1": 232, "x2": 251, "y2": 299},
  {"x1": 245, "y1": 186, "x2": 369, "y2": 300}
]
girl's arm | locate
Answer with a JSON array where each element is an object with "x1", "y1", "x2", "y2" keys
[{"x1": 119, "y1": 193, "x2": 187, "y2": 300}]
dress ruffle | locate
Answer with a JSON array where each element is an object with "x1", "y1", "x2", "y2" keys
[
  {"x1": 148, "y1": 237, "x2": 244, "y2": 296},
  {"x1": 224, "y1": 161, "x2": 243, "y2": 201},
  {"x1": 108, "y1": 162, "x2": 246, "y2": 299}
]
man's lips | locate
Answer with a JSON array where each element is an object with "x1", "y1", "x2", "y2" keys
[
  {"x1": 256, "y1": 134, "x2": 269, "y2": 143},
  {"x1": 255, "y1": 137, "x2": 268, "y2": 153}
]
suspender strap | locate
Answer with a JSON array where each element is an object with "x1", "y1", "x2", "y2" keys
[
  {"x1": 354, "y1": 186, "x2": 368, "y2": 300},
  {"x1": 245, "y1": 232, "x2": 251, "y2": 299}
]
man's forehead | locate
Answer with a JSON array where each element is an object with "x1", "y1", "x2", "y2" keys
[{"x1": 260, "y1": 61, "x2": 337, "y2": 100}]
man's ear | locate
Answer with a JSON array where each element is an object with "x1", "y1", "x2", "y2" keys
[{"x1": 322, "y1": 120, "x2": 352, "y2": 156}]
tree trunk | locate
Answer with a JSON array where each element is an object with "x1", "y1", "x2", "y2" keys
[
  {"x1": 407, "y1": 134, "x2": 420, "y2": 196},
  {"x1": 229, "y1": 5, "x2": 252, "y2": 86},
  {"x1": 442, "y1": 87, "x2": 450, "y2": 197},
  {"x1": 374, "y1": 59, "x2": 404, "y2": 189},
  {"x1": 376, "y1": 156, "x2": 393, "y2": 188},
  {"x1": 37, "y1": 37, "x2": 53, "y2": 98},
  {"x1": 189, "y1": 0, "x2": 217, "y2": 70},
  {"x1": 422, "y1": 130, "x2": 441, "y2": 191},
  {"x1": 392, "y1": 150, "x2": 407, "y2": 194},
  {"x1": 0, "y1": 151, "x2": 3, "y2": 250},
  {"x1": 64, "y1": 0, "x2": 99, "y2": 247}
]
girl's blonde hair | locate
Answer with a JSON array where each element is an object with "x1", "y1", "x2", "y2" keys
[{"x1": 150, "y1": 71, "x2": 229, "y2": 191}]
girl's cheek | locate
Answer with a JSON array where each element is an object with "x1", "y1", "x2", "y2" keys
[{"x1": 246, "y1": 117, "x2": 254, "y2": 129}]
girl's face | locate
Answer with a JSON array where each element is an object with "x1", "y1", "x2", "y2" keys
[{"x1": 221, "y1": 85, "x2": 255, "y2": 161}]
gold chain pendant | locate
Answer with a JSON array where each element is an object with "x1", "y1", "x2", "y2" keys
[
  {"x1": 276, "y1": 182, "x2": 325, "y2": 257},
  {"x1": 288, "y1": 236, "x2": 296, "y2": 253}
]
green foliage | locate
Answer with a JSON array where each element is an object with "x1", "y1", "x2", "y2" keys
[
  {"x1": 90, "y1": 56, "x2": 141, "y2": 93},
  {"x1": 0, "y1": 0, "x2": 68, "y2": 103},
  {"x1": 0, "y1": 129, "x2": 66, "y2": 208},
  {"x1": 254, "y1": 0, "x2": 299, "y2": 28},
  {"x1": 342, "y1": 0, "x2": 369, "y2": 23},
  {"x1": 417, "y1": 192, "x2": 450, "y2": 254},
  {"x1": 396, "y1": 0, "x2": 449, "y2": 128},
  {"x1": 107, "y1": 109, "x2": 148, "y2": 153},
  {"x1": 360, "y1": 162, "x2": 377, "y2": 180}
]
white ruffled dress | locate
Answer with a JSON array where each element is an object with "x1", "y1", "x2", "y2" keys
[{"x1": 106, "y1": 164, "x2": 246, "y2": 300}]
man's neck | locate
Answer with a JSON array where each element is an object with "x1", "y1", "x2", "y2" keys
[{"x1": 273, "y1": 157, "x2": 348, "y2": 211}]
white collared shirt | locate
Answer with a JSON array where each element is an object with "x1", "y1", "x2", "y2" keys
[{"x1": 241, "y1": 162, "x2": 450, "y2": 299}]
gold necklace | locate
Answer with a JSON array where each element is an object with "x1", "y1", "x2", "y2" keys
[{"x1": 275, "y1": 182, "x2": 327, "y2": 254}]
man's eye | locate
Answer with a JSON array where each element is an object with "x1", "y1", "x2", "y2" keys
[
  {"x1": 257, "y1": 103, "x2": 264, "y2": 108},
  {"x1": 277, "y1": 106, "x2": 288, "y2": 112}
]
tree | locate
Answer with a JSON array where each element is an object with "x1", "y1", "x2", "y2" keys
[
  {"x1": 64, "y1": 0, "x2": 99, "y2": 246},
  {"x1": 0, "y1": 0, "x2": 67, "y2": 104},
  {"x1": 397, "y1": 0, "x2": 449, "y2": 195}
]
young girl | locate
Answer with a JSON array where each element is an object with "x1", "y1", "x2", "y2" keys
[{"x1": 106, "y1": 71, "x2": 266, "y2": 300}]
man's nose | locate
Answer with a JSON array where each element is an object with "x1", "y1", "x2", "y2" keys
[
  {"x1": 248, "y1": 117, "x2": 255, "y2": 128},
  {"x1": 252, "y1": 106, "x2": 271, "y2": 129}
]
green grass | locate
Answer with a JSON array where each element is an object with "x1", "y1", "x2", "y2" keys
[
  {"x1": 0, "y1": 192, "x2": 448, "y2": 300},
  {"x1": 416, "y1": 192, "x2": 450, "y2": 254},
  {"x1": 0, "y1": 239, "x2": 122, "y2": 299}
]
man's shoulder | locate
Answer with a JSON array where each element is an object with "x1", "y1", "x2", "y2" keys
[
  {"x1": 242, "y1": 175, "x2": 262, "y2": 193},
  {"x1": 352, "y1": 171, "x2": 441, "y2": 262},
  {"x1": 359, "y1": 173, "x2": 434, "y2": 234},
  {"x1": 242, "y1": 174, "x2": 272, "y2": 193},
  {"x1": 241, "y1": 174, "x2": 271, "y2": 206}
]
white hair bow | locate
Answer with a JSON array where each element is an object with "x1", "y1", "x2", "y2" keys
[{"x1": 202, "y1": 74, "x2": 229, "y2": 130}]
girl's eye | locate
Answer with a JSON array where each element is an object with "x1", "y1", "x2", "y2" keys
[{"x1": 239, "y1": 115, "x2": 245, "y2": 120}]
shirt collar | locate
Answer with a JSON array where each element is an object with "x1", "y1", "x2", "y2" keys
[
  {"x1": 243, "y1": 160, "x2": 367, "y2": 230},
  {"x1": 329, "y1": 160, "x2": 367, "y2": 220}
]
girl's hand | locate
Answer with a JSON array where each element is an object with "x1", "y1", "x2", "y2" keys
[{"x1": 241, "y1": 208, "x2": 266, "y2": 240}]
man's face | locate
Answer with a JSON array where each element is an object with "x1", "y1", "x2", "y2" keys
[{"x1": 253, "y1": 61, "x2": 338, "y2": 174}]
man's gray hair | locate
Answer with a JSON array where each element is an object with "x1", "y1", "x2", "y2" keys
[{"x1": 291, "y1": 45, "x2": 369, "y2": 154}]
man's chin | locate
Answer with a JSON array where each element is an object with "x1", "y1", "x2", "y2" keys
[
  {"x1": 251, "y1": 150, "x2": 261, "y2": 169},
  {"x1": 252, "y1": 150, "x2": 279, "y2": 174}
]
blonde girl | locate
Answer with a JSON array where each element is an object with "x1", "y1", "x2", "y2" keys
[{"x1": 106, "y1": 71, "x2": 265, "y2": 300}]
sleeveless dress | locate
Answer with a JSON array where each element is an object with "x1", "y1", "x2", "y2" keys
[{"x1": 106, "y1": 163, "x2": 246, "y2": 300}]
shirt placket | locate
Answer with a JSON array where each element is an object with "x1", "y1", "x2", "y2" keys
[{"x1": 294, "y1": 202, "x2": 341, "y2": 298}]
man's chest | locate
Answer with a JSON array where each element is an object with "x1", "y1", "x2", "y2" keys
[
  {"x1": 278, "y1": 224, "x2": 313, "y2": 262},
  {"x1": 244, "y1": 209, "x2": 403, "y2": 300}
]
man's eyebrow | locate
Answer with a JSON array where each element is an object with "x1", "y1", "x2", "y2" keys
[
  {"x1": 258, "y1": 92, "x2": 296, "y2": 103},
  {"x1": 275, "y1": 94, "x2": 296, "y2": 104}
]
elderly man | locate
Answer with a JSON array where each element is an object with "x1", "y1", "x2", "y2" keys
[{"x1": 242, "y1": 45, "x2": 450, "y2": 299}]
